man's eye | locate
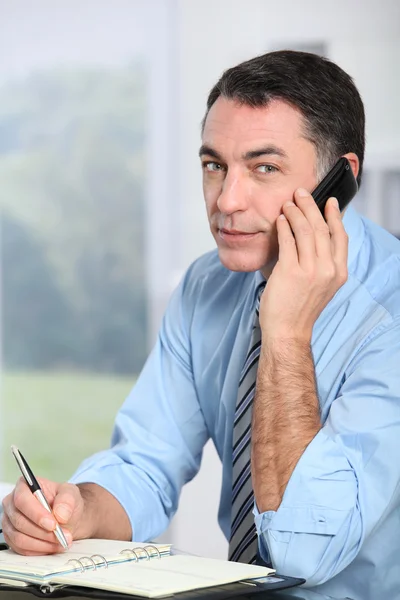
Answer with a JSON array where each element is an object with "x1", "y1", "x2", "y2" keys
[
  {"x1": 256, "y1": 165, "x2": 278, "y2": 174},
  {"x1": 203, "y1": 161, "x2": 224, "y2": 172}
]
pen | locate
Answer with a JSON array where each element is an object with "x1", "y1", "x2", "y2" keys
[{"x1": 10, "y1": 445, "x2": 69, "y2": 550}]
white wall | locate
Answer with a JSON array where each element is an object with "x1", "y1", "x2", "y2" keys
[{"x1": 156, "y1": 0, "x2": 400, "y2": 558}]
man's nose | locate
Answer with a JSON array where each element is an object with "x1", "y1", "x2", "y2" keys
[{"x1": 217, "y1": 173, "x2": 248, "y2": 214}]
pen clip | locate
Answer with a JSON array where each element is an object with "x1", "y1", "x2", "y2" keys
[{"x1": 11, "y1": 446, "x2": 40, "y2": 493}]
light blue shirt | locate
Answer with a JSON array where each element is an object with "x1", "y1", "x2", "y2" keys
[{"x1": 71, "y1": 206, "x2": 400, "y2": 600}]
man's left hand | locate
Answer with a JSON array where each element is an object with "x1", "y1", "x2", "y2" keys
[{"x1": 259, "y1": 188, "x2": 349, "y2": 342}]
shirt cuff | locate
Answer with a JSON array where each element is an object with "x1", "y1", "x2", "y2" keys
[
  {"x1": 253, "y1": 427, "x2": 356, "y2": 539},
  {"x1": 69, "y1": 450, "x2": 170, "y2": 542}
]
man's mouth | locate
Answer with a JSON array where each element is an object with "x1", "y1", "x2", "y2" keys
[{"x1": 218, "y1": 228, "x2": 261, "y2": 244}]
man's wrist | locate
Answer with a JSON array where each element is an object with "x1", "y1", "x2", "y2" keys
[
  {"x1": 260, "y1": 331, "x2": 312, "y2": 356},
  {"x1": 75, "y1": 482, "x2": 132, "y2": 541},
  {"x1": 76, "y1": 483, "x2": 99, "y2": 539}
]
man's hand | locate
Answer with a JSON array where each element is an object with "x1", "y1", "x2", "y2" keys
[
  {"x1": 1, "y1": 477, "x2": 87, "y2": 555},
  {"x1": 259, "y1": 188, "x2": 348, "y2": 341},
  {"x1": 2, "y1": 478, "x2": 132, "y2": 556}
]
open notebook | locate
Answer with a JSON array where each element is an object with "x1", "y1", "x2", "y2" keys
[{"x1": 0, "y1": 539, "x2": 277, "y2": 597}]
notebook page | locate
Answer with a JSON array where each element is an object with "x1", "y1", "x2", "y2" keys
[
  {"x1": 52, "y1": 554, "x2": 274, "y2": 597},
  {"x1": 0, "y1": 551, "x2": 72, "y2": 578},
  {"x1": 0, "y1": 540, "x2": 170, "y2": 579}
]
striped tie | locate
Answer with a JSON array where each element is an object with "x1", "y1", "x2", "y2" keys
[{"x1": 228, "y1": 285, "x2": 265, "y2": 564}]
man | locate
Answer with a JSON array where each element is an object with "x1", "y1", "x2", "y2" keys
[{"x1": 2, "y1": 51, "x2": 400, "y2": 599}]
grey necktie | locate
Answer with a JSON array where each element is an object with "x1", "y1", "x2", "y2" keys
[{"x1": 228, "y1": 285, "x2": 264, "y2": 564}]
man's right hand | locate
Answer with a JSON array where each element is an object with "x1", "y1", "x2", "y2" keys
[{"x1": 1, "y1": 477, "x2": 87, "y2": 555}]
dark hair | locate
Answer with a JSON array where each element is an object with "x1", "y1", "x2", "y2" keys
[{"x1": 203, "y1": 50, "x2": 365, "y2": 187}]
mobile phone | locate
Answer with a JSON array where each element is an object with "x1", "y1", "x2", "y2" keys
[{"x1": 311, "y1": 157, "x2": 358, "y2": 214}]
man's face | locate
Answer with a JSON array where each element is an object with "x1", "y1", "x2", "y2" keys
[{"x1": 200, "y1": 97, "x2": 318, "y2": 276}]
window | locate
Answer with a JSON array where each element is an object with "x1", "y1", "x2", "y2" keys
[{"x1": 0, "y1": 0, "x2": 175, "y2": 483}]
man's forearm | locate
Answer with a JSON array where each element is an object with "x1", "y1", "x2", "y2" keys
[
  {"x1": 77, "y1": 483, "x2": 132, "y2": 541},
  {"x1": 251, "y1": 338, "x2": 321, "y2": 513}
]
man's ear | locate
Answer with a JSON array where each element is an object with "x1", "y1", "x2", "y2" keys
[{"x1": 343, "y1": 152, "x2": 359, "y2": 181}]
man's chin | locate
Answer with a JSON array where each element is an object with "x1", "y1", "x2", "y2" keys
[{"x1": 217, "y1": 249, "x2": 265, "y2": 273}]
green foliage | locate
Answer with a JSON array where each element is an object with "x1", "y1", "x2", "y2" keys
[{"x1": 0, "y1": 65, "x2": 148, "y2": 374}]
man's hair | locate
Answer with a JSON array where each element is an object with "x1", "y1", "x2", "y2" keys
[{"x1": 203, "y1": 50, "x2": 365, "y2": 187}]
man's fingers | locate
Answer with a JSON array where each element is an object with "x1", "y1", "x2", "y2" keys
[
  {"x1": 283, "y1": 191, "x2": 348, "y2": 283},
  {"x1": 325, "y1": 197, "x2": 349, "y2": 272},
  {"x1": 53, "y1": 483, "x2": 81, "y2": 525},
  {"x1": 11, "y1": 479, "x2": 57, "y2": 530},
  {"x1": 5, "y1": 501, "x2": 62, "y2": 542},
  {"x1": 1, "y1": 512, "x2": 64, "y2": 556},
  {"x1": 2, "y1": 478, "x2": 79, "y2": 555},
  {"x1": 281, "y1": 200, "x2": 315, "y2": 266},
  {"x1": 276, "y1": 213, "x2": 298, "y2": 265},
  {"x1": 293, "y1": 188, "x2": 332, "y2": 261}
]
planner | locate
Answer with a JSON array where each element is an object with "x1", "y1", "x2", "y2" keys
[{"x1": 0, "y1": 538, "x2": 278, "y2": 597}]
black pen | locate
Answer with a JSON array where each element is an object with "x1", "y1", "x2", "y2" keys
[{"x1": 11, "y1": 445, "x2": 69, "y2": 550}]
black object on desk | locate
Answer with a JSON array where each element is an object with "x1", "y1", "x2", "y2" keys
[
  {"x1": 0, "y1": 584, "x2": 345, "y2": 600},
  {"x1": 0, "y1": 581, "x2": 328, "y2": 600},
  {"x1": 0, "y1": 576, "x2": 305, "y2": 599}
]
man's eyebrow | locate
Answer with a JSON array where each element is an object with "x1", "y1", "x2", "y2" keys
[
  {"x1": 198, "y1": 145, "x2": 223, "y2": 160},
  {"x1": 243, "y1": 146, "x2": 288, "y2": 160},
  {"x1": 198, "y1": 144, "x2": 288, "y2": 161}
]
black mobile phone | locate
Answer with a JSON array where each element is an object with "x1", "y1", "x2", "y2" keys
[{"x1": 311, "y1": 157, "x2": 358, "y2": 215}]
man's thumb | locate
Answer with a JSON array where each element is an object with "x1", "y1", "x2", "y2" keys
[{"x1": 53, "y1": 484, "x2": 77, "y2": 524}]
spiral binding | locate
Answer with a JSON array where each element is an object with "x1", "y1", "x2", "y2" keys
[
  {"x1": 66, "y1": 545, "x2": 163, "y2": 574},
  {"x1": 120, "y1": 544, "x2": 162, "y2": 562}
]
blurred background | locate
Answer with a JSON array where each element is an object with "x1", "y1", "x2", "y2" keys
[{"x1": 0, "y1": 0, "x2": 399, "y2": 558}]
